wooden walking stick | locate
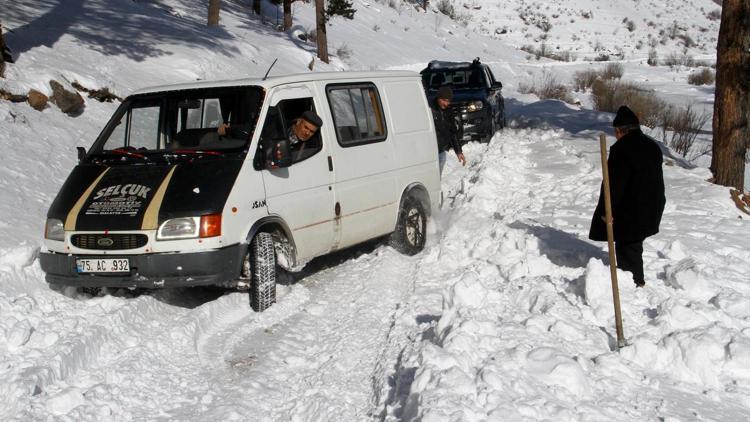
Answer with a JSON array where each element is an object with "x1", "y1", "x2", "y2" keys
[{"x1": 599, "y1": 133, "x2": 625, "y2": 348}]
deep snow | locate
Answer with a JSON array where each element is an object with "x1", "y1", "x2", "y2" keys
[{"x1": 2, "y1": 0, "x2": 749, "y2": 421}]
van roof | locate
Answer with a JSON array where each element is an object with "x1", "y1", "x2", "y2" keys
[{"x1": 131, "y1": 70, "x2": 419, "y2": 96}]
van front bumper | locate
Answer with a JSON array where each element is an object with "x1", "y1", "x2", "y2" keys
[{"x1": 39, "y1": 245, "x2": 245, "y2": 289}]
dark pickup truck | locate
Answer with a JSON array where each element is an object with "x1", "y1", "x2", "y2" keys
[{"x1": 421, "y1": 58, "x2": 506, "y2": 143}]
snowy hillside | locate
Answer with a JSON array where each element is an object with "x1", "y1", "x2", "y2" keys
[
  {"x1": 2, "y1": 0, "x2": 750, "y2": 421},
  {"x1": 459, "y1": 0, "x2": 722, "y2": 59}
]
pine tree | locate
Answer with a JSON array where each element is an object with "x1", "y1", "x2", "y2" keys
[
  {"x1": 326, "y1": 0, "x2": 356, "y2": 20},
  {"x1": 711, "y1": 0, "x2": 750, "y2": 191}
]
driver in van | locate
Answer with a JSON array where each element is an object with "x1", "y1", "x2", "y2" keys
[
  {"x1": 287, "y1": 110, "x2": 323, "y2": 145},
  {"x1": 287, "y1": 110, "x2": 323, "y2": 161},
  {"x1": 221, "y1": 109, "x2": 322, "y2": 144}
]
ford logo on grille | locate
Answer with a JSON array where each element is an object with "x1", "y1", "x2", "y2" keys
[{"x1": 97, "y1": 237, "x2": 114, "y2": 247}]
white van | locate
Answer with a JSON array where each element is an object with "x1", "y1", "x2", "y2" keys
[{"x1": 40, "y1": 71, "x2": 440, "y2": 311}]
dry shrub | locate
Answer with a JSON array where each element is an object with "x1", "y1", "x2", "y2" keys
[
  {"x1": 336, "y1": 43, "x2": 353, "y2": 60},
  {"x1": 520, "y1": 44, "x2": 575, "y2": 62},
  {"x1": 601, "y1": 63, "x2": 624, "y2": 79},
  {"x1": 624, "y1": 18, "x2": 636, "y2": 32},
  {"x1": 572, "y1": 63, "x2": 623, "y2": 91},
  {"x1": 520, "y1": 73, "x2": 574, "y2": 103},
  {"x1": 663, "y1": 52, "x2": 696, "y2": 68},
  {"x1": 593, "y1": 53, "x2": 610, "y2": 62},
  {"x1": 572, "y1": 69, "x2": 599, "y2": 91},
  {"x1": 436, "y1": 0, "x2": 455, "y2": 17},
  {"x1": 687, "y1": 68, "x2": 715, "y2": 85},
  {"x1": 658, "y1": 104, "x2": 711, "y2": 158},
  {"x1": 591, "y1": 80, "x2": 664, "y2": 128},
  {"x1": 306, "y1": 28, "x2": 317, "y2": 43}
]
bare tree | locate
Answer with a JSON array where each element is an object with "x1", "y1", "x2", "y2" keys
[
  {"x1": 208, "y1": 0, "x2": 221, "y2": 26},
  {"x1": 711, "y1": 0, "x2": 750, "y2": 191},
  {"x1": 283, "y1": 0, "x2": 292, "y2": 30},
  {"x1": 315, "y1": 0, "x2": 329, "y2": 63}
]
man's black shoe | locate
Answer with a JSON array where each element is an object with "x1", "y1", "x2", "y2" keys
[{"x1": 635, "y1": 280, "x2": 646, "y2": 288}]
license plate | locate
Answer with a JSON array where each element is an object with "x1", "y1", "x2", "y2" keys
[{"x1": 76, "y1": 258, "x2": 130, "y2": 273}]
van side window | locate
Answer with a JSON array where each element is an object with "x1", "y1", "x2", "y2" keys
[
  {"x1": 255, "y1": 97, "x2": 322, "y2": 168},
  {"x1": 326, "y1": 84, "x2": 386, "y2": 147}
]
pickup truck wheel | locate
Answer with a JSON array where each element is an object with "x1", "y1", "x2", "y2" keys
[
  {"x1": 250, "y1": 232, "x2": 277, "y2": 312},
  {"x1": 483, "y1": 117, "x2": 497, "y2": 143},
  {"x1": 391, "y1": 197, "x2": 427, "y2": 255}
]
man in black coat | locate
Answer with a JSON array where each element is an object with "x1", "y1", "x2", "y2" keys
[
  {"x1": 589, "y1": 106, "x2": 666, "y2": 287},
  {"x1": 431, "y1": 86, "x2": 466, "y2": 175}
]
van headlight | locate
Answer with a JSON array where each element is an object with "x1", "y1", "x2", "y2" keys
[
  {"x1": 45, "y1": 218, "x2": 65, "y2": 241},
  {"x1": 157, "y1": 217, "x2": 199, "y2": 240},
  {"x1": 465, "y1": 101, "x2": 484, "y2": 112},
  {"x1": 156, "y1": 214, "x2": 222, "y2": 240}
]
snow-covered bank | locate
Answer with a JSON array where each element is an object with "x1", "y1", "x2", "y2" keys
[{"x1": 389, "y1": 128, "x2": 750, "y2": 421}]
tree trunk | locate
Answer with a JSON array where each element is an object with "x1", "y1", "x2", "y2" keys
[
  {"x1": 283, "y1": 0, "x2": 293, "y2": 30},
  {"x1": 253, "y1": 0, "x2": 262, "y2": 15},
  {"x1": 315, "y1": 0, "x2": 329, "y2": 63},
  {"x1": 208, "y1": 0, "x2": 221, "y2": 26},
  {"x1": 711, "y1": 0, "x2": 750, "y2": 192},
  {"x1": 0, "y1": 20, "x2": 6, "y2": 77}
]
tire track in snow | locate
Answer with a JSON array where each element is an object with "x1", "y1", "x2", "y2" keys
[
  {"x1": 4, "y1": 259, "x2": 263, "y2": 421},
  {"x1": 188, "y1": 246, "x2": 424, "y2": 421},
  {"x1": 0, "y1": 258, "x2": 223, "y2": 420}
]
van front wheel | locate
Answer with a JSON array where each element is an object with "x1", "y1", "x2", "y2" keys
[
  {"x1": 391, "y1": 197, "x2": 427, "y2": 256},
  {"x1": 250, "y1": 232, "x2": 277, "y2": 312}
]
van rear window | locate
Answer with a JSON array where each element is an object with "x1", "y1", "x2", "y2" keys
[{"x1": 326, "y1": 83, "x2": 387, "y2": 147}]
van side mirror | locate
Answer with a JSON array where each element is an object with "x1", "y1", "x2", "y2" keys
[
  {"x1": 492, "y1": 81, "x2": 503, "y2": 90},
  {"x1": 265, "y1": 138, "x2": 292, "y2": 169},
  {"x1": 77, "y1": 146, "x2": 87, "y2": 163}
]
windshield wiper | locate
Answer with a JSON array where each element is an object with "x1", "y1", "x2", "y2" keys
[
  {"x1": 169, "y1": 149, "x2": 223, "y2": 156},
  {"x1": 109, "y1": 148, "x2": 148, "y2": 159}
]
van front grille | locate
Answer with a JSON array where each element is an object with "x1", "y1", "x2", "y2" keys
[{"x1": 72, "y1": 234, "x2": 148, "y2": 250}]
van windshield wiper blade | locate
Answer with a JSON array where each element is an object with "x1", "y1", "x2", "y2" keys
[
  {"x1": 169, "y1": 149, "x2": 223, "y2": 156},
  {"x1": 109, "y1": 148, "x2": 148, "y2": 159}
]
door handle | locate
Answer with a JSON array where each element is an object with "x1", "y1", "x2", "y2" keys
[{"x1": 327, "y1": 156, "x2": 333, "y2": 172}]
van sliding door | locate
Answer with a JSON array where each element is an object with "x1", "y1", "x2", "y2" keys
[{"x1": 325, "y1": 82, "x2": 396, "y2": 249}]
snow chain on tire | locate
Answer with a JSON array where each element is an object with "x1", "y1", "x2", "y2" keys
[
  {"x1": 250, "y1": 232, "x2": 277, "y2": 312},
  {"x1": 390, "y1": 197, "x2": 427, "y2": 256}
]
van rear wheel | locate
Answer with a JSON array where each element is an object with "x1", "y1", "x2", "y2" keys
[
  {"x1": 250, "y1": 232, "x2": 277, "y2": 312},
  {"x1": 391, "y1": 197, "x2": 427, "y2": 256}
]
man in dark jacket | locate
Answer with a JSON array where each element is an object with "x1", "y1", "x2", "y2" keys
[
  {"x1": 589, "y1": 106, "x2": 666, "y2": 287},
  {"x1": 431, "y1": 86, "x2": 466, "y2": 175}
]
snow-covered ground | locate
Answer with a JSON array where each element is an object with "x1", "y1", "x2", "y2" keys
[{"x1": 2, "y1": 0, "x2": 749, "y2": 420}]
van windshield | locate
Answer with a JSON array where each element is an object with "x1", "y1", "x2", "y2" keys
[{"x1": 91, "y1": 86, "x2": 263, "y2": 158}]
